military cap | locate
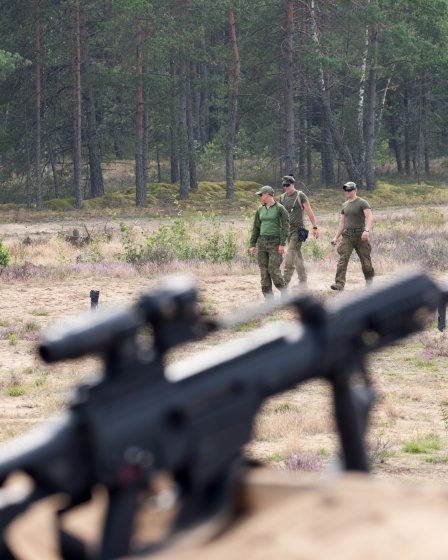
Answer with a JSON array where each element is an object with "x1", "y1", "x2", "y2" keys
[
  {"x1": 255, "y1": 185, "x2": 275, "y2": 196},
  {"x1": 343, "y1": 181, "x2": 357, "y2": 191},
  {"x1": 282, "y1": 175, "x2": 295, "y2": 186}
]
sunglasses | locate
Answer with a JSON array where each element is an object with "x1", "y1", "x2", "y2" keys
[{"x1": 343, "y1": 187, "x2": 355, "y2": 192}]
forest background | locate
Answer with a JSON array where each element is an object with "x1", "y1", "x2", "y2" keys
[{"x1": 1, "y1": 0, "x2": 448, "y2": 212}]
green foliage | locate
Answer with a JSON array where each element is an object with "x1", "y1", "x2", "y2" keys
[
  {"x1": 120, "y1": 216, "x2": 239, "y2": 264},
  {"x1": 119, "y1": 222, "x2": 144, "y2": 263},
  {"x1": 45, "y1": 199, "x2": 75, "y2": 212},
  {"x1": 6, "y1": 332, "x2": 18, "y2": 346},
  {"x1": 7, "y1": 385, "x2": 27, "y2": 397},
  {"x1": 266, "y1": 452, "x2": 286, "y2": 463},
  {"x1": 0, "y1": 236, "x2": 10, "y2": 266},
  {"x1": 402, "y1": 433, "x2": 442, "y2": 454},
  {"x1": 0, "y1": 49, "x2": 23, "y2": 79},
  {"x1": 273, "y1": 402, "x2": 297, "y2": 414}
]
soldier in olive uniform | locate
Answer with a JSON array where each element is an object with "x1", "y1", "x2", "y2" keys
[
  {"x1": 330, "y1": 181, "x2": 374, "y2": 291},
  {"x1": 249, "y1": 185, "x2": 289, "y2": 298},
  {"x1": 280, "y1": 175, "x2": 319, "y2": 287}
]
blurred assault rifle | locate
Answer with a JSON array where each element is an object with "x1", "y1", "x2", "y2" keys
[{"x1": 0, "y1": 271, "x2": 446, "y2": 559}]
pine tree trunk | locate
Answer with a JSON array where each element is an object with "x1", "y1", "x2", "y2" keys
[
  {"x1": 365, "y1": 20, "x2": 378, "y2": 191},
  {"x1": 179, "y1": 54, "x2": 190, "y2": 200},
  {"x1": 135, "y1": 18, "x2": 146, "y2": 206},
  {"x1": 25, "y1": 106, "x2": 33, "y2": 209},
  {"x1": 225, "y1": 3, "x2": 241, "y2": 200},
  {"x1": 306, "y1": 98, "x2": 312, "y2": 182},
  {"x1": 321, "y1": 108, "x2": 335, "y2": 185},
  {"x1": 421, "y1": 72, "x2": 430, "y2": 177},
  {"x1": 357, "y1": 24, "x2": 369, "y2": 176},
  {"x1": 35, "y1": 0, "x2": 43, "y2": 210},
  {"x1": 192, "y1": 62, "x2": 201, "y2": 145},
  {"x1": 80, "y1": 1, "x2": 104, "y2": 198},
  {"x1": 142, "y1": 18, "x2": 151, "y2": 188},
  {"x1": 321, "y1": 47, "x2": 335, "y2": 186},
  {"x1": 284, "y1": 0, "x2": 295, "y2": 174},
  {"x1": 310, "y1": 0, "x2": 362, "y2": 186},
  {"x1": 186, "y1": 66, "x2": 198, "y2": 190},
  {"x1": 403, "y1": 84, "x2": 411, "y2": 176},
  {"x1": 169, "y1": 57, "x2": 179, "y2": 184},
  {"x1": 156, "y1": 146, "x2": 162, "y2": 182},
  {"x1": 47, "y1": 140, "x2": 60, "y2": 198},
  {"x1": 113, "y1": 98, "x2": 125, "y2": 159},
  {"x1": 388, "y1": 110, "x2": 402, "y2": 173},
  {"x1": 73, "y1": 0, "x2": 83, "y2": 209},
  {"x1": 199, "y1": 37, "x2": 209, "y2": 150}
]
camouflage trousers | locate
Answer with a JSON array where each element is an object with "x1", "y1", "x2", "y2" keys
[
  {"x1": 334, "y1": 230, "x2": 375, "y2": 287},
  {"x1": 283, "y1": 230, "x2": 307, "y2": 285},
  {"x1": 257, "y1": 236, "x2": 285, "y2": 296}
]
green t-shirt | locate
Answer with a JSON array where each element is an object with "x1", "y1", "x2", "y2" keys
[
  {"x1": 341, "y1": 197, "x2": 371, "y2": 230},
  {"x1": 280, "y1": 190, "x2": 308, "y2": 230}
]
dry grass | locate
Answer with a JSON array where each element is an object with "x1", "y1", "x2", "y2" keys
[{"x1": 0, "y1": 203, "x2": 447, "y2": 482}]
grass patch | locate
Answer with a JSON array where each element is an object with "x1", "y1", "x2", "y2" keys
[
  {"x1": 273, "y1": 402, "x2": 297, "y2": 414},
  {"x1": 232, "y1": 319, "x2": 262, "y2": 333},
  {"x1": 7, "y1": 385, "x2": 27, "y2": 397},
  {"x1": 402, "y1": 433, "x2": 442, "y2": 454},
  {"x1": 266, "y1": 452, "x2": 286, "y2": 463},
  {"x1": 6, "y1": 332, "x2": 18, "y2": 346},
  {"x1": 30, "y1": 309, "x2": 49, "y2": 317}
]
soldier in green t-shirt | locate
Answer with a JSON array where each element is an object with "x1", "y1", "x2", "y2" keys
[
  {"x1": 249, "y1": 185, "x2": 289, "y2": 298},
  {"x1": 280, "y1": 175, "x2": 319, "y2": 288},
  {"x1": 330, "y1": 181, "x2": 375, "y2": 291}
]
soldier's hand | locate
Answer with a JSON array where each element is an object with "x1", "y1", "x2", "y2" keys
[
  {"x1": 361, "y1": 231, "x2": 369, "y2": 241},
  {"x1": 331, "y1": 238, "x2": 338, "y2": 246},
  {"x1": 278, "y1": 245, "x2": 286, "y2": 256},
  {"x1": 312, "y1": 229, "x2": 319, "y2": 239},
  {"x1": 249, "y1": 246, "x2": 256, "y2": 256}
]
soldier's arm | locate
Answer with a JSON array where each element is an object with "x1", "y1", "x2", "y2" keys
[
  {"x1": 303, "y1": 201, "x2": 319, "y2": 238},
  {"x1": 278, "y1": 205, "x2": 289, "y2": 246},
  {"x1": 249, "y1": 210, "x2": 261, "y2": 248},
  {"x1": 331, "y1": 213, "x2": 345, "y2": 245},
  {"x1": 362, "y1": 208, "x2": 373, "y2": 240}
]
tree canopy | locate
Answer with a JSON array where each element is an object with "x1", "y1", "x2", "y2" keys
[{"x1": 0, "y1": 0, "x2": 448, "y2": 207}]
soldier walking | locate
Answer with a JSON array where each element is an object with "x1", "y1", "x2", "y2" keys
[
  {"x1": 249, "y1": 185, "x2": 289, "y2": 298},
  {"x1": 330, "y1": 181, "x2": 374, "y2": 291},
  {"x1": 280, "y1": 175, "x2": 319, "y2": 288}
]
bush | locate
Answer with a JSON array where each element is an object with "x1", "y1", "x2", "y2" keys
[
  {"x1": 119, "y1": 217, "x2": 239, "y2": 265},
  {"x1": 0, "y1": 236, "x2": 11, "y2": 266}
]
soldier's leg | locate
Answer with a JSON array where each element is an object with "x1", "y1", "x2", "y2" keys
[
  {"x1": 333, "y1": 236, "x2": 354, "y2": 288},
  {"x1": 267, "y1": 239, "x2": 285, "y2": 292},
  {"x1": 283, "y1": 232, "x2": 296, "y2": 286},
  {"x1": 294, "y1": 239, "x2": 307, "y2": 283},
  {"x1": 354, "y1": 239, "x2": 375, "y2": 281},
  {"x1": 257, "y1": 239, "x2": 273, "y2": 296}
]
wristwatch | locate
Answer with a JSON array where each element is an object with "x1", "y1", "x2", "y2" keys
[{"x1": 313, "y1": 226, "x2": 318, "y2": 229}]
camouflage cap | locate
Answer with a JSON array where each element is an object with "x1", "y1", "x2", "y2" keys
[
  {"x1": 343, "y1": 181, "x2": 357, "y2": 191},
  {"x1": 282, "y1": 175, "x2": 295, "y2": 185},
  {"x1": 255, "y1": 185, "x2": 275, "y2": 196}
]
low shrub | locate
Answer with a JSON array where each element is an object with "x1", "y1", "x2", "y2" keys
[{"x1": 0, "y1": 235, "x2": 11, "y2": 266}]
